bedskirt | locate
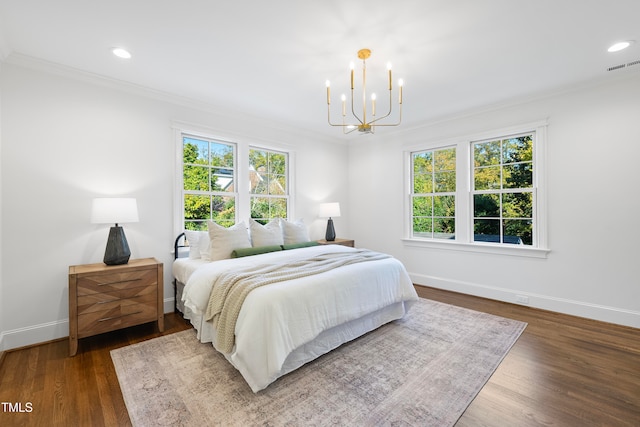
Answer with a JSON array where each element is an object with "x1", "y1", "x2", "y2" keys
[{"x1": 177, "y1": 287, "x2": 410, "y2": 391}]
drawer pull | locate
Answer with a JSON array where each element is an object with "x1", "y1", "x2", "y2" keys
[
  {"x1": 97, "y1": 311, "x2": 143, "y2": 322},
  {"x1": 97, "y1": 278, "x2": 142, "y2": 286},
  {"x1": 96, "y1": 295, "x2": 144, "y2": 304}
]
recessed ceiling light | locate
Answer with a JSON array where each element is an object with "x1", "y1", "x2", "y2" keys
[
  {"x1": 112, "y1": 47, "x2": 132, "y2": 59},
  {"x1": 607, "y1": 41, "x2": 633, "y2": 53}
]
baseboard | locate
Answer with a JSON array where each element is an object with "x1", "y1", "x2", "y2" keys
[
  {"x1": 2, "y1": 302, "x2": 177, "y2": 352},
  {"x1": 1, "y1": 319, "x2": 69, "y2": 352},
  {"x1": 164, "y1": 298, "x2": 176, "y2": 314},
  {"x1": 410, "y1": 273, "x2": 640, "y2": 329},
  {"x1": 5, "y1": 284, "x2": 634, "y2": 351}
]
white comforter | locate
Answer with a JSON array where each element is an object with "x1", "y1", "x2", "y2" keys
[{"x1": 180, "y1": 244, "x2": 418, "y2": 392}]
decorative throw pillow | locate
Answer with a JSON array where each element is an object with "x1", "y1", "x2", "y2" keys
[
  {"x1": 280, "y1": 218, "x2": 311, "y2": 245},
  {"x1": 196, "y1": 230, "x2": 211, "y2": 260},
  {"x1": 249, "y1": 218, "x2": 284, "y2": 247},
  {"x1": 183, "y1": 230, "x2": 202, "y2": 259},
  {"x1": 231, "y1": 245, "x2": 283, "y2": 258},
  {"x1": 282, "y1": 241, "x2": 319, "y2": 250},
  {"x1": 183, "y1": 230, "x2": 211, "y2": 260},
  {"x1": 207, "y1": 221, "x2": 251, "y2": 261}
]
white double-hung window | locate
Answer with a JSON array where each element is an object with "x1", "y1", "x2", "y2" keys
[
  {"x1": 249, "y1": 147, "x2": 289, "y2": 223},
  {"x1": 406, "y1": 122, "x2": 548, "y2": 257},
  {"x1": 176, "y1": 127, "x2": 293, "y2": 232},
  {"x1": 181, "y1": 134, "x2": 237, "y2": 230},
  {"x1": 472, "y1": 133, "x2": 534, "y2": 245},
  {"x1": 411, "y1": 147, "x2": 456, "y2": 239}
]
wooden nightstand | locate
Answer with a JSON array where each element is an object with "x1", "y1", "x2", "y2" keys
[
  {"x1": 317, "y1": 238, "x2": 355, "y2": 247},
  {"x1": 68, "y1": 258, "x2": 164, "y2": 356}
]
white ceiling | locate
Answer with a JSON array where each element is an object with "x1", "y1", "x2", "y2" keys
[{"x1": 1, "y1": 0, "x2": 639, "y2": 139}]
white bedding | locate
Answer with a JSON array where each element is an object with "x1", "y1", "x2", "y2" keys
[{"x1": 174, "y1": 244, "x2": 419, "y2": 392}]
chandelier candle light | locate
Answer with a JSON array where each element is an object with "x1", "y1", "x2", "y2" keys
[{"x1": 326, "y1": 48, "x2": 403, "y2": 134}]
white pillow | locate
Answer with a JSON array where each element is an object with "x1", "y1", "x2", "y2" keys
[
  {"x1": 280, "y1": 218, "x2": 311, "y2": 245},
  {"x1": 207, "y1": 221, "x2": 251, "y2": 260},
  {"x1": 184, "y1": 230, "x2": 201, "y2": 259},
  {"x1": 197, "y1": 230, "x2": 211, "y2": 260},
  {"x1": 249, "y1": 218, "x2": 284, "y2": 247},
  {"x1": 183, "y1": 230, "x2": 211, "y2": 260}
]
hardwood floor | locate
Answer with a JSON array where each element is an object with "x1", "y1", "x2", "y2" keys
[
  {"x1": 0, "y1": 313, "x2": 192, "y2": 427},
  {"x1": 0, "y1": 287, "x2": 638, "y2": 426},
  {"x1": 414, "y1": 286, "x2": 640, "y2": 427}
]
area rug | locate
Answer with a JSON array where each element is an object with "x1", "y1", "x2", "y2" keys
[{"x1": 111, "y1": 298, "x2": 526, "y2": 426}]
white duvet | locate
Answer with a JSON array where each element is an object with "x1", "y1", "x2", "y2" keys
[{"x1": 179, "y1": 244, "x2": 419, "y2": 392}]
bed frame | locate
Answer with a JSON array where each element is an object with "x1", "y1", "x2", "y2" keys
[{"x1": 173, "y1": 232, "x2": 186, "y2": 313}]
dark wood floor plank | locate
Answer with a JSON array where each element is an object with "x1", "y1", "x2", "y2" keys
[
  {"x1": 1, "y1": 289, "x2": 638, "y2": 427},
  {"x1": 415, "y1": 285, "x2": 640, "y2": 427}
]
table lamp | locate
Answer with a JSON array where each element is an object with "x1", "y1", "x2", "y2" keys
[
  {"x1": 319, "y1": 202, "x2": 341, "y2": 241},
  {"x1": 91, "y1": 198, "x2": 139, "y2": 265}
]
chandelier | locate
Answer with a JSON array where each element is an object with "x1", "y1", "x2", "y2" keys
[{"x1": 325, "y1": 48, "x2": 403, "y2": 134}]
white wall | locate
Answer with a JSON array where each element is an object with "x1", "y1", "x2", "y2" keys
[
  {"x1": 0, "y1": 61, "x2": 4, "y2": 352},
  {"x1": 348, "y1": 72, "x2": 640, "y2": 328},
  {"x1": 0, "y1": 60, "x2": 348, "y2": 350},
  {"x1": 2, "y1": 58, "x2": 637, "y2": 353}
]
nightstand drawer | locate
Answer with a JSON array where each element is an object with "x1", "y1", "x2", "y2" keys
[
  {"x1": 77, "y1": 269, "x2": 157, "y2": 295},
  {"x1": 77, "y1": 286, "x2": 157, "y2": 314},
  {"x1": 77, "y1": 302, "x2": 158, "y2": 337}
]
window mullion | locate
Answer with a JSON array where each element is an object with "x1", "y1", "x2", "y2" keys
[
  {"x1": 457, "y1": 140, "x2": 471, "y2": 243},
  {"x1": 236, "y1": 143, "x2": 250, "y2": 222}
]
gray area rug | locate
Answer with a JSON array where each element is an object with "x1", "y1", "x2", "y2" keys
[{"x1": 111, "y1": 298, "x2": 526, "y2": 426}]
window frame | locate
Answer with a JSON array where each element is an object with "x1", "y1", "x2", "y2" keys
[
  {"x1": 180, "y1": 133, "x2": 238, "y2": 230},
  {"x1": 403, "y1": 120, "x2": 549, "y2": 258},
  {"x1": 471, "y1": 132, "x2": 535, "y2": 246},
  {"x1": 410, "y1": 146, "x2": 457, "y2": 240},
  {"x1": 248, "y1": 146, "x2": 290, "y2": 223},
  {"x1": 173, "y1": 124, "x2": 295, "y2": 236}
]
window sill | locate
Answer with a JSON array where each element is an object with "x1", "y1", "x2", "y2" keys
[{"x1": 401, "y1": 238, "x2": 550, "y2": 258}]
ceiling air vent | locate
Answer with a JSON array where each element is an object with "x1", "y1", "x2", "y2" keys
[
  {"x1": 607, "y1": 60, "x2": 640, "y2": 72},
  {"x1": 607, "y1": 64, "x2": 626, "y2": 72}
]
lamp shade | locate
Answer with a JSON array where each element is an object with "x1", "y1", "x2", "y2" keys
[
  {"x1": 318, "y1": 202, "x2": 341, "y2": 218},
  {"x1": 91, "y1": 198, "x2": 139, "y2": 225}
]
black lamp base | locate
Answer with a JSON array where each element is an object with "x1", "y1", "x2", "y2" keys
[
  {"x1": 104, "y1": 225, "x2": 131, "y2": 265},
  {"x1": 325, "y1": 218, "x2": 336, "y2": 241}
]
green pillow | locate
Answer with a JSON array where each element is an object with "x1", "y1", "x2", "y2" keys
[
  {"x1": 282, "y1": 241, "x2": 320, "y2": 250},
  {"x1": 231, "y1": 245, "x2": 283, "y2": 258}
]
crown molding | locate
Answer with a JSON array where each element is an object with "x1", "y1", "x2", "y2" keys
[{"x1": 2, "y1": 53, "x2": 342, "y2": 146}]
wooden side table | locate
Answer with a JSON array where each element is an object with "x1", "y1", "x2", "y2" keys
[
  {"x1": 68, "y1": 258, "x2": 164, "y2": 356},
  {"x1": 317, "y1": 238, "x2": 355, "y2": 247}
]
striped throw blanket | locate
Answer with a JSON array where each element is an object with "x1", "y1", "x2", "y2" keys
[{"x1": 205, "y1": 249, "x2": 390, "y2": 353}]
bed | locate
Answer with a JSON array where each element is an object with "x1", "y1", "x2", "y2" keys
[{"x1": 172, "y1": 220, "x2": 419, "y2": 392}]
